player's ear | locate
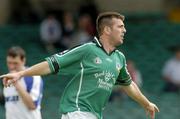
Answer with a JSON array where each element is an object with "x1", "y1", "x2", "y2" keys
[{"x1": 104, "y1": 26, "x2": 111, "y2": 35}]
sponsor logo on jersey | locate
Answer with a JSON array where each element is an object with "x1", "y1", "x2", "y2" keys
[
  {"x1": 104, "y1": 71, "x2": 114, "y2": 82},
  {"x1": 94, "y1": 71, "x2": 116, "y2": 91},
  {"x1": 5, "y1": 96, "x2": 19, "y2": 102}
]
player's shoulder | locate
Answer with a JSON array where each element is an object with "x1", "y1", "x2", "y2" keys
[
  {"x1": 56, "y1": 42, "x2": 95, "y2": 57},
  {"x1": 32, "y1": 76, "x2": 43, "y2": 80},
  {"x1": 115, "y1": 50, "x2": 125, "y2": 58},
  {"x1": 70, "y1": 42, "x2": 95, "y2": 51},
  {"x1": 31, "y1": 76, "x2": 43, "y2": 86},
  {"x1": 23, "y1": 76, "x2": 43, "y2": 82},
  {"x1": 78, "y1": 42, "x2": 96, "y2": 49}
]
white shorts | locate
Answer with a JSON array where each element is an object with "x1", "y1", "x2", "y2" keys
[{"x1": 61, "y1": 111, "x2": 98, "y2": 119}]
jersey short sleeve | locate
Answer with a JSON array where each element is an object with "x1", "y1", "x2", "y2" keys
[
  {"x1": 45, "y1": 44, "x2": 90, "y2": 74},
  {"x1": 116, "y1": 54, "x2": 132, "y2": 86},
  {"x1": 23, "y1": 76, "x2": 43, "y2": 108}
]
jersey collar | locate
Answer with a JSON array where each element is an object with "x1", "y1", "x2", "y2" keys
[{"x1": 93, "y1": 36, "x2": 116, "y2": 55}]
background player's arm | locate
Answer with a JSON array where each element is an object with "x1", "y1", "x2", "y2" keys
[
  {"x1": 121, "y1": 81, "x2": 159, "y2": 119},
  {"x1": 14, "y1": 81, "x2": 36, "y2": 110}
]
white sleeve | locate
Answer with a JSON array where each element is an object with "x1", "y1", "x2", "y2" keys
[
  {"x1": 162, "y1": 60, "x2": 173, "y2": 77},
  {"x1": 30, "y1": 76, "x2": 43, "y2": 104}
]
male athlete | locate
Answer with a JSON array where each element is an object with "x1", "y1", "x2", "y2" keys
[
  {"x1": 1, "y1": 12, "x2": 159, "y2": 119},
  {"x1": 3, "y1": 46, "x2": 43, "y2": 119}
]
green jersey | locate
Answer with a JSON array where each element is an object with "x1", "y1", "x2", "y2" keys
[{"x1": 46, "y1": 37, "x2": 132, "y2": 119}]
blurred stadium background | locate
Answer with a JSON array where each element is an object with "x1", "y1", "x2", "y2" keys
[{"x1": 0, "y1": 0, "x2": 180, "y2": 119}]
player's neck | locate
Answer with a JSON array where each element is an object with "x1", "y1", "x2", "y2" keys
[{"x1": 100, "y1": 36, "x2": 116, "y2": 54}]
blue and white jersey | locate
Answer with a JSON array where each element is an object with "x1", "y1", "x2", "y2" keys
[{"x1": 3, "y1": 76, "x2": 43, "y2": 119}]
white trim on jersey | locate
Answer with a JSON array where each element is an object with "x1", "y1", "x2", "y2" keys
[
  {"x1": 94, "y1": 37, "x2": 102, "y2": 47},
  {"x1": 76, "y1": 62, "x2": 84, "y2": 111}
]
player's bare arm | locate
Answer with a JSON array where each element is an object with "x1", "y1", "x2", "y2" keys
[
  {"x1": 0, "y1": 61, "x2": 50, "y2": 86},
  {"x1": 121, "y1": 81, "x2": 159, "y2": 119}
]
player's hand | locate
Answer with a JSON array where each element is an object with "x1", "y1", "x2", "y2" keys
[
  {"x1": 0, "y1": 72, "x2": 22, "y2": 87},
  {"x1": 145, "y1": 102, "x2": 159, "y2": 119}
]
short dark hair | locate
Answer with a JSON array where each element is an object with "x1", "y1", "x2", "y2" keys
[
  {"x1": 7, "y1": 46, "x2": 26, "y2": 60},
  {"x1": 96, "y1": 12, "x2": 125, "y2": 35}
]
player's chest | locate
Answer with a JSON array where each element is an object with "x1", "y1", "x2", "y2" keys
[{"x1": 85, "y1": 53, "x2": 123, "y2": 81}]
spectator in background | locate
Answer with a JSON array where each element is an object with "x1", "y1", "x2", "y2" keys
[
  {"x1": 78, "y1": 1, "x2": 99, "y2": 26},
  {"x1": 3, "y1": 46, "x2": 43, "y2": 119},
  {"x1": 40, "y1": 15, "x2": 62, "y2": 53},
  {"x1": 162, "y1": 44, "x2": 180, "y2": 92},
  {"x1": 61, "y1": 12, "x2": 75, "y2": 49},
  {"x1": 127, "y1": 60, "x2": 142, "y2": 87},
  {"x1": 70, "y1": 14, "x2": 95, "y2": 47}
]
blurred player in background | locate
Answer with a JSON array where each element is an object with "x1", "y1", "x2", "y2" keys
[
  {"x1": 127, "y1": 60, "x2": 143, "y2": 87},
  {"x1": 3, "y1": 46, "x2": 43, "y2": 119},
  {"x1": 1, "y1": 12, "x2": 159, "y2": 119},
  {"x1": 162, "y1": 44, "x2": 180, "y2": 92}
]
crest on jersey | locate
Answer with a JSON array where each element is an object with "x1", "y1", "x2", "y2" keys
[
  {"x1": 116, "y1": 63, "x2": 122, "y2": 72},
  {"x1": 94, "y1": 57, "x2": 102, "y2": 64}
]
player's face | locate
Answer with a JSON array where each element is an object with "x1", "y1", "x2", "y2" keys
[
  {"x1": 109, "y1": 18, "x2": 126, "y2": 46},
  {"x1": 6, "y1": 56, "x2": 25, "y2": 72}
]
